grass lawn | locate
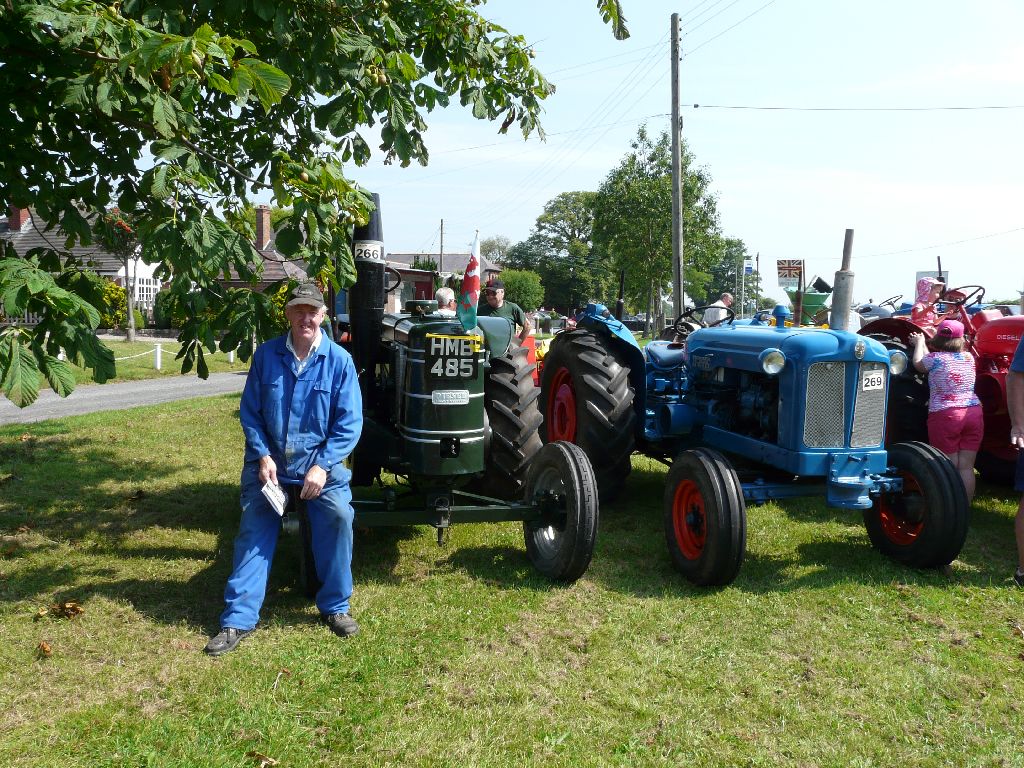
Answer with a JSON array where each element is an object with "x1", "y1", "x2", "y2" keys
[
  {"x1": 1, "y1": 397, "x2": 1023, "y2": 767},
  {"x1": 69, "y1": 339, "x2": 250, "y2": 385}
]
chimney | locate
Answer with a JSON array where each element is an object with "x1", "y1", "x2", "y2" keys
[
  {"x1": 255, "y1": 205, "x2": 272, "y2": 250},
  {"x1": 8, "y1": 207, "x2": 30, "y2": 231}
]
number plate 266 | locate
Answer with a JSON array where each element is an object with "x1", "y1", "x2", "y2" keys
[{"x1": 427, "y1": 336, "x2": 478, "y2": 380}]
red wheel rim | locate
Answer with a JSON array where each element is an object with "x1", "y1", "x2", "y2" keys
[
  {"x1": 672, "y1": 479, "x2": 706, "y2": 560},
  {"x1": 878, "y1": 473, "x2": 925, "y2": 545},
  {"x1": 547, "y1": 367, "x2": 577, "y2": 442}
]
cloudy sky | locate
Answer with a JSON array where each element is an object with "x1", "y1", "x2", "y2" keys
[{"x1": 350, "y1": 0, "x2": 1024, "y2": 306}]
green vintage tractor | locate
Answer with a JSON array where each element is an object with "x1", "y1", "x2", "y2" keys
[{"x1": 284, "y1": 196, "x2": 599, "y2": 589}]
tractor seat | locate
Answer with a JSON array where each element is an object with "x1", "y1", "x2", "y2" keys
[{"x1": 645, "y1": 341, "x2": 687, "y2": 370}]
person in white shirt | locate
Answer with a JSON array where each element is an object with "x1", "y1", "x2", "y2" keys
[
  {"x1": 703, "y1": 292, "x2": 734, "y2": 325},
  {"x1": 435, "y1": 286, "x2": 457, "y2": 316}
]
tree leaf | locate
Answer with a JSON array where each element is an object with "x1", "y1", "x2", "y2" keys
[
  {"x1": 39, "y1": 355, "x2": 76, "y2": 398},
  {"x1": 237, "y1": 58, "x2": 291, "y2": 111},
  {"x1": 0, "y1": 338, "x2": 41, "y2": 408}
]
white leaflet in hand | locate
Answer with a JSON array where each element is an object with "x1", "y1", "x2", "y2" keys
[{"x1": 262, "y1": 480, "x2": 288, "y2": 517}]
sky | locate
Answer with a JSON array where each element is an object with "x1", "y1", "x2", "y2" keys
[{"x1": 350, "y1": 0, "x2": 1024, "y2": 307}]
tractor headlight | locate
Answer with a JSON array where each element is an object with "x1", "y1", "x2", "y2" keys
[
  {"x1": 888, "y1": 350, "x2": 909, "y2": 375},
  {"x1": 759, "y1": 348, "x2": 786, "y2": 375}
]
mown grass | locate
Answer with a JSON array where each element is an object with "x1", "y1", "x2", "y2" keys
[
  {"x1": 72, "y1": 340, "x2": 249, "y2": 385},
  {"x1": 1, "y1": 398, "x2": 1023, "y2": 767}
]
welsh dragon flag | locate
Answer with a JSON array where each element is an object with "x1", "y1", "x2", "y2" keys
[{"x1": 457, "y1": 230, "x2": 481, "y2": 331}]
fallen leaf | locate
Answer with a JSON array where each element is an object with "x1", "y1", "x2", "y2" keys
[
  {"x1": 16, "y1": 525, "x2": 32, "y2": 534},
  {"x1": 19, "y1": 434, "x2": 31, "y2": 442},
  {"x1": 34, "y1": 606, "x2": 48, "y2": 621},
  {"x1": 128, "y1": 490, "x2": 146, "y2": 500},
  {"x1": 1010, "y1": 621, "x2": 1024, "y2": 641},
  {"x1": 246, "y1": 751, "x2": 279, "y2": 767},
  {"x1": 49, "y1": 601, "x2": 85, "y2": 619},
  {"x1": 36, "y1": 641, "x2": 52, "y2": 658}
]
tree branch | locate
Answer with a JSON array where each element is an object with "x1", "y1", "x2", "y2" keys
[{"x1": 40, "y1": 25, "x2": 119, "y2": 63}]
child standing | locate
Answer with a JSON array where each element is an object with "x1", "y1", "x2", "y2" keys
[{"x1": 908, "y1": 319, "x2": 983, "y2": 501}]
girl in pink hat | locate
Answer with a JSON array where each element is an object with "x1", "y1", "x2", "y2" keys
[
  {"x1": 908, "y1": 319, "x2": 982, "y2": 501},
  {"x1": 910, "y1": 276, "x2": 956, "y2": 331}
]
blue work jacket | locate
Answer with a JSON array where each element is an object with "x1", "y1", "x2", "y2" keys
[{"x1": 240, "y1": 333, "x2": 363, "y2": 482}]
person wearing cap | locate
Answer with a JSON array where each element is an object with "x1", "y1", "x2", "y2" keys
[
  {"x1": 908, "y1": 319, "x2": 982, "y2": 501},
  {"x1": 1007, "y1": 333, "x2": 1024, "y2": 586},
  {"x1": 434, "y1": 286, "x2": 457, "y2": 317},
  {"x1": 478, "y1": 277, "x2": 532, "y2": 344},
  {"x1": 205, "y1": 282, "x2": 364, "y2": 656},
  {"x1": 910, "y1": 276, "x2": 955, "y2": 331}
]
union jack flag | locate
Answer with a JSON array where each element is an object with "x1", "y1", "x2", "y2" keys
[{"x1": 776, "y1": 259, "x2": 804, "y2": 279}]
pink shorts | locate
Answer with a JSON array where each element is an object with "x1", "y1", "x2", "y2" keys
[{"x1": 926, "y1": 405, "x2": 983, "y2": 455}]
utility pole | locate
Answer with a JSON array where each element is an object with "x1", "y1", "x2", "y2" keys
[
  {"x1": 670, "y1": 12, "x2": 684, "y2": 319},
  {"x1": 439, "y1": 218, "x2": 444, "y2": 275}
]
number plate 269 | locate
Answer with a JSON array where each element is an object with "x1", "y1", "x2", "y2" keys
[{"x1": 427, "y1": 336, "x2": 478, "y2": 380}]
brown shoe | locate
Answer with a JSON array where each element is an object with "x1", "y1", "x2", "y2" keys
[{"x1": 320, "y1": 612, "x2": 359, "y2": 638}]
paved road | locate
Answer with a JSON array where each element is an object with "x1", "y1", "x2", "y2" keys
[{"x1": 0, "y1": 372, "x2": 248, "y2": 425}]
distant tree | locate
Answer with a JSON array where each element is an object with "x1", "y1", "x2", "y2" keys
[
  {"x1": 504, "y1": 233, "x2": 550, "y2": 271},
  {"x1": 592, "y1": 127, "x2": 722, "y2": 333},
  {"x1": 94, "y1": 208, "x2": 140, "y2": 342},
  {"x1": 704, "y1": 238, "x2": 762, "y2": 315},
  {"x1": 481, "y1": 235, "x2": 513, "y2": 265},
  {"x1": 500, "y1": 269, "x2": 545, "y2": 312}
]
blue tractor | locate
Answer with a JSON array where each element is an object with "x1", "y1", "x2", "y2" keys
[{"x1": 539, "y1": 303, "x2": 970, "y2": 586}]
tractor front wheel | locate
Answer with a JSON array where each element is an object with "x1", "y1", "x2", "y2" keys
[
  {"x1": 539, "y1": 330, "x2": 635, "y2": 500},
  {"x1": 523, "y1": 441, "x2": 599, "y2": 582},
  {"x1": 663, "y1": 448, "x2": 746, "y2": 586},
  {"x1": 864, "y1": 441, "x2": 969, "y2": 568}
]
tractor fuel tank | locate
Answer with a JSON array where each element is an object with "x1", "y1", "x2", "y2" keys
[
  {"x1": 383, "y1": 312, "x2": 486, "y2": 477},
  {"x1": 973, "y1": 315, "x2": 1024, "y2": 358}
]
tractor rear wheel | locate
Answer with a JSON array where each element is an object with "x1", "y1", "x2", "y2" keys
[
  {"x1": 864, "y1": 441, "x2": 969, "y2": 568},
  {"x1": 480, "y1": 344, "x2": 544, "y2": 500},
  {"x1": 663, "y1": 448, "x2": 746, "y2": 586},
  {"x1": 864, "y1": 335, "x2": 929, "y2": 444},
  {"x1": 539, "y1": 329, "x2": 635, "y2": 501},
  {"x1": 975, "y1": 450, "x2": 1016, "y2": 486},
  {"x1": 523, "y1": 441, "x2": 599, "y2": 582}
]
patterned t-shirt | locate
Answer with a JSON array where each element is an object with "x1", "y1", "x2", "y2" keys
[{"x1": 921, "y1": 351, "x2": 980, "y2": 412}]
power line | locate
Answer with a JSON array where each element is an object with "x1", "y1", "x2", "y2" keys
[
  {"x1": 685, "y1": 0, "x2": 778, "y2": 57},
  {"x1": 545, "y1": 42, "x2": 663, "y2": 75},
  {"x1": 857, "y1": 227, "x2": 1024, "y2": 259},
  {"x1": 692, "y1": 103, "x2": 1024, "y2": 112}
]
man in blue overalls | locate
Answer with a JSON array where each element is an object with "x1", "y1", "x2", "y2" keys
[{"x1": 205, "y1": 283, "x2": 363, "y2": 655}]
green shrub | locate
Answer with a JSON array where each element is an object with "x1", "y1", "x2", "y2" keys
[
  {"x1": 499, "y1": 269, "x2": 544, "y2": 311},
  {"x1": 152, "y1": 288, "x2": 183, "y2": 329},
  {"x1": 99, "y1": 281, "x2": 127, "y2": 328},
  {"x1": 133, "y1": 308, "x2": 145, "y2": 330}
]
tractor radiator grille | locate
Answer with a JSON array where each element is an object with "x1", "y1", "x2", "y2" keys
[
  {"x1": 803, "y1": 362, "x2": 846, "y2": 448},
  {"x1": 850, "y1": 362, "x2": 887, "y2": 448}
]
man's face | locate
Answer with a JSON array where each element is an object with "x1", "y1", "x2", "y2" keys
[
  {"x1": 484, "y1": 288, "x2": 504, "y2": 307},
  {"x1": 286, "y1": 303, "x2": 325, "y2": 343}
]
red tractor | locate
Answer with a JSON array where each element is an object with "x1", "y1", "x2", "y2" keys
[{"x1": 859, "y1": 285, "x2": 1024, "y2": 483}]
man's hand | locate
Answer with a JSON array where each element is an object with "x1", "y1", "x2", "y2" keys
[
  {"x1": 1011, "y1": 425, "x2": 1024, "y2": 450},
  {"x1": 301, "y1": 464, "x2": 328, "y2": 500},
  {"x1": 258, "y1": 455, "x2": 278, "y2": 487}
]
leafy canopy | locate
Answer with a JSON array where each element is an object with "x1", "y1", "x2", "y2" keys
[{"x1": 0, "y1": 0, "x2": 628, "y2": 406}]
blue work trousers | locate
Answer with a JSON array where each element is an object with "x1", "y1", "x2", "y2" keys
[{"x1": 220, "y1": 462, "x2": 354, "y2": 630}]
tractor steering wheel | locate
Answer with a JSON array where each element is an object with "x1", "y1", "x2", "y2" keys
[
  {"x1": 385, "y1": 266, "x2": 403, "y2": 293},
  {"x1": 942, "y1": 284, "x2": 984, "y2": 307},
  {"x1": 879, "y1": 294, "x2": 903, "y2": 310},
  {"x1": 674, "y1": 304, "x2": 736, "y2": 331}
]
